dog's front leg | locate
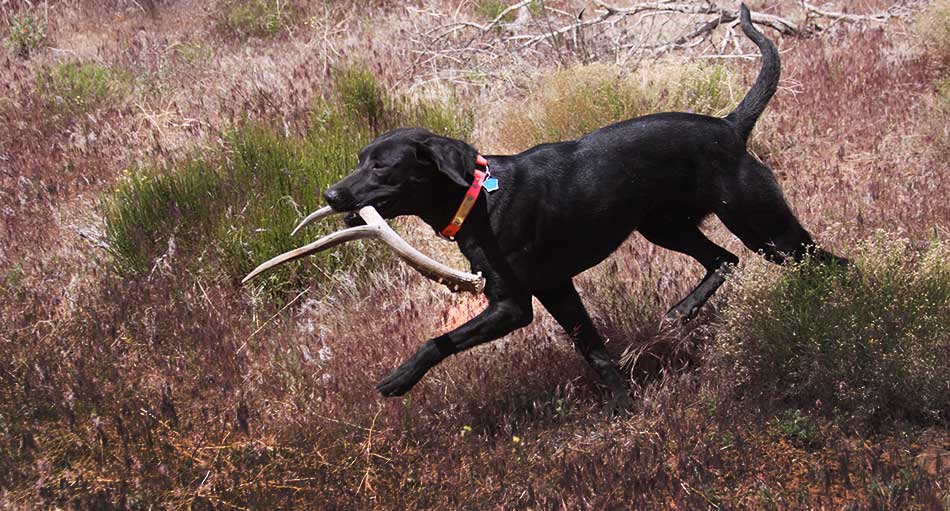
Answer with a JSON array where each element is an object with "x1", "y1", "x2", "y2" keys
[{"x1": 376, "y1": 296, "x2": 533, "y2": 397}]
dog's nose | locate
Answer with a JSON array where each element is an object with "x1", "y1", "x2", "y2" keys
[{"x1": 323, "y1": 188, "x2": 352, "y2": 210}]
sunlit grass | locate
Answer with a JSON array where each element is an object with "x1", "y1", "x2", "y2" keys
[
  {"x1": 494, "y1": 61, "x2": 738, "y2": 151},
  {"x1": 215, "y1": 0, "x2": 301, "y2": 38},
  {"x1": 36, "y1": 62, "x2": 130, "y2": 114},
  {"x1": 714, "y1": 235, "x2": 950, "y2": 427},
  {"x1": 102, "y1": 65, "x2": 473, "y2": 300}
]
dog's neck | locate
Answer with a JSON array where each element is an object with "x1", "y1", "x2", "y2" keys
[
  {"x1": 416, "y1": 175, "x2": 490, "y2": 240},
  {"x1": 419, "y1": 193, "x2": 483, "y2": 240},
  {"x1": 416, "y1": 156, "x2": 512, "y2": 268}
]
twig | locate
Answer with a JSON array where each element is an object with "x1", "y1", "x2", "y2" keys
[
  {"x1": 244, "y1": 287, "x2": 309, "y2": 342},
  {"x1": 594, "y1": 1, "x2": 801, "y2": 35},
  {"x1": 78, "y1": 228, "x2": 111, "y2": 251},
  {"x1": 802, "y1": 1, "x2": 898, "y2": 23},
  {"x1": 356, "y1": 404, "x2": 384, "y2": 496},
  {"x1": 482, "y1": 0, "x2": 532, "y2": 32}
]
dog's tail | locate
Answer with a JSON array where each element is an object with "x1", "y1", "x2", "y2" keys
[{"x1": 725, "y1": 4, "x2": 780, "y2": 143}]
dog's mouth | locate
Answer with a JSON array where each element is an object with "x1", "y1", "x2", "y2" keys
[{"x1": 341, "y1": 197, "x2": 397, "y2": 227}]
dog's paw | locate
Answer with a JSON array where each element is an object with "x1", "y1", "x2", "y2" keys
[
  {"x1": 660, "y1": 310, "x2": 688, "y2": 329},
  {"x1": 375, "y1": 362, "x2": 425, "y2": 397},
  {"x1": 664, "y1": 303, "x2": 700, "y2": 325},
  {"x1": 604, "y1": 391, "x2": 636, "y2": 419}
]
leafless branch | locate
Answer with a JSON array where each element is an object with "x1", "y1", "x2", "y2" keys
[{"x1": 403, "y1": 1, "x2": 916, "y2": 89}]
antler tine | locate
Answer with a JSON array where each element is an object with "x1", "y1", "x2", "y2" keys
[
  {"x1": 291, "y1": 205, "x2": 339, "y2": 236},
  {"x1": 242, "y1": 206, "x2": 485, "y2": 294},
  {"x1": 241, "y1": 225, "x2": 377, "y2": 284}
]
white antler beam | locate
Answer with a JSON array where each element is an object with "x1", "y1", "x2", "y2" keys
[{"x1": 242, "y1": 206, "x2": 485, "y2": 294}]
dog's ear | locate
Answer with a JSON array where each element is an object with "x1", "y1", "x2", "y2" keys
[{"x1": 419, "y1": 136, "x2": 479, "y2": 188}]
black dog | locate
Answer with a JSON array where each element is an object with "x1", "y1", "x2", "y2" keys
[{"x1": 322, "y1": 4, "x2": 847, "y2": 412}]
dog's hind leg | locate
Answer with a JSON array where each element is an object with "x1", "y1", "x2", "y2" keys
[
  {"x1": 535, "y1": 283, "x2": 633, "y2": 416},
  {"x1": 637, "y1": 218, "x2": 739, "y2": 322},
  {"x1": 715, "y1": 154, "x2": 850, "y2": 267}
]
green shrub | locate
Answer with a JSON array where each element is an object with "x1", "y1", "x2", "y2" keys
[
  {"x1": 938, "y1": 77, "x2": 950, "y2": 104},
  {"x1": 103, "y1": 119, "x2": 372, "y2": 299},
  {"x1": 931, "y1": 77, "x2": 950, "y2": 156},
  {"x1": 103, "y1": 67, "x2": 473, "y2": 299},
  {"x1": 494, "y1": 62, "x2": 738, "y2": 151},
  {"x1": 4, "y1": 13, "x2": 46, "y2": 57},
  {"x1": 333, "y1": 64, "x2": 473, "y2": 137},
  {"x1": 768, "y1": 409, "x2": 822, "y2": 448},
  {"x1": 175, "y1": 42, "x2": 214, "y2": 64},
  {"x1": 475, "y1": 0, "x2": 517, "y2": 22},
  {"x1": 665, "y1": 63, "x2": 736, "y2": 117},
  {"x1": 216, "y1": 0, "x2": 300, "y2": 38},
  {"x1": 104, "y1": 159, "x2": 221, "y2": 276},
  {"x1": 36, "y1": 62, "x2": 129, "y2": 114},
  {"x1": 335, "y1": 64, "x2": 390, "y2": 128},
  {"x1": 713, "y1": 235, "x2": 950, "y2": 427},
  {"x1": 475, "y1": 0, "x2": 542, "y2": 22}
]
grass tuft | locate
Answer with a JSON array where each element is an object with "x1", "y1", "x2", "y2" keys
[
  {"x1": 335, "y1": 64, "x2": 390, "y2": 128},
  {"x1": 769, "y1": 408, "x2": 823, "y2": 449},
  {"x1": 4, "y1": 13, "x2": 46, "y2": 57},
  {"x1": 102, "y1": 120, "x2": 374, "y2": 300},
  {"x1": 494, "y1": 61, "x2": 738, "y2": 151},
  {"x1": 102, "y1": 65, "x2": 472, "y2": 299},
  {"x1": 665, "y1": 62, "x2": 736, "y2": 116},
  {"x1": 36, "y1": 62, "x2": 129, "y2": 114},
  {"x1": 174, "y1": 41, "x2": 214, "y2": 65},
  {"x1": 916, "y1": 0, "x2": 950, "y2": 70},
  {"x1": 215, "y1": 0, "x2": 301, "y2": 38},
  {"x1": 713, "y1": 235, "x2": 950, "y2": 427},
  {"x1": 475, "y1": 0, "x2": 518, "y2": 23},
  {"x1": 931, "y1": 77, "x2": 950, "y2": 156}
]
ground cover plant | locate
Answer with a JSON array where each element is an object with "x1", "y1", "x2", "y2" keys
[
  {"x1": 715, "y1": 236, "x2": 950, "y2": 427},
  {"x1": 4, "y1": 12, "x2": 46, "y2": 57},
  {"x1": 103, "y1": 64, "x2": 472, "y2": 298},
  {"x1": 36, "y1": 61, "x2": 130, "y2": 115},
  {"x1": 215, "y1": 0, "x2": 302, "y2": 38},
  {"x1": 492, "y1": 61, "x2": 738, "y2": 151},
  {"x1": 0, "y1": 1, "x2": 948, "y2": 509}
]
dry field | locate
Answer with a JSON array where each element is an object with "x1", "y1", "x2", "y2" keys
[{"x1": 1, "y1": 0, "x2": 948, "y2": 509}]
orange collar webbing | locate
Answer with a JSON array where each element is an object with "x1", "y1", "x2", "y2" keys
[{"x1": 440, "y1": 155, "x2": 489, "y2": 240}]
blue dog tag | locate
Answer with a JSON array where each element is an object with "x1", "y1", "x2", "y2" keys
[{"x1": 482, "y1": 177, "x2": 499, "y2": 192}]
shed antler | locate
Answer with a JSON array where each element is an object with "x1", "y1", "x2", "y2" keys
[{"x1": 241, "y1": 206, "x2": 485, "y2": 294}]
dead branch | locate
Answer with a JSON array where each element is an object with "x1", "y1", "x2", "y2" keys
[
  {"x1": 402, "y1": 1, "x2": 916, "y2": 89},
  {"x1": 594, "y1": 0, "x2": 911, "y2": 36},
  {"x1": 801, "y1": 1, "x2": 902, "y2": 24},
  {"x1": 594, "y1": 1, "x2": 801, "y2": 35}
]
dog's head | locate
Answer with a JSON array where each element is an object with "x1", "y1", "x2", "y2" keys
[
  {"x1": 323, "y1": 127, "x2": 479, "y2": 225},
  {"x1": 241, "y1": 127, "x2": 487, "y2": 293}
]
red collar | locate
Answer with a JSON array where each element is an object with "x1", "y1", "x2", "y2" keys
[{"x1": 440, "y1": 155, "x2": 489, "y2": 239}]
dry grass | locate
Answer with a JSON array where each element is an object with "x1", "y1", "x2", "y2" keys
[
  {"x1": 1, "y1": 1, "x2": 948, "y2": 509},
  {"x1": 916, "y1": 0, "x2": 950, "y2": 69},
  {"x1": 490, "y1": 61, "x2": 739, "y2": 152}
]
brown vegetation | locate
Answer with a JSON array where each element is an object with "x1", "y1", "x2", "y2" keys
[{"x1": 1, "y1": 1, "x2": 948, "y2": 509}]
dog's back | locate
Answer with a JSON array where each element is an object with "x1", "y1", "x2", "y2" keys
[{"x1": 478, "y1": 4, "x2": 805, "y2": 286}]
